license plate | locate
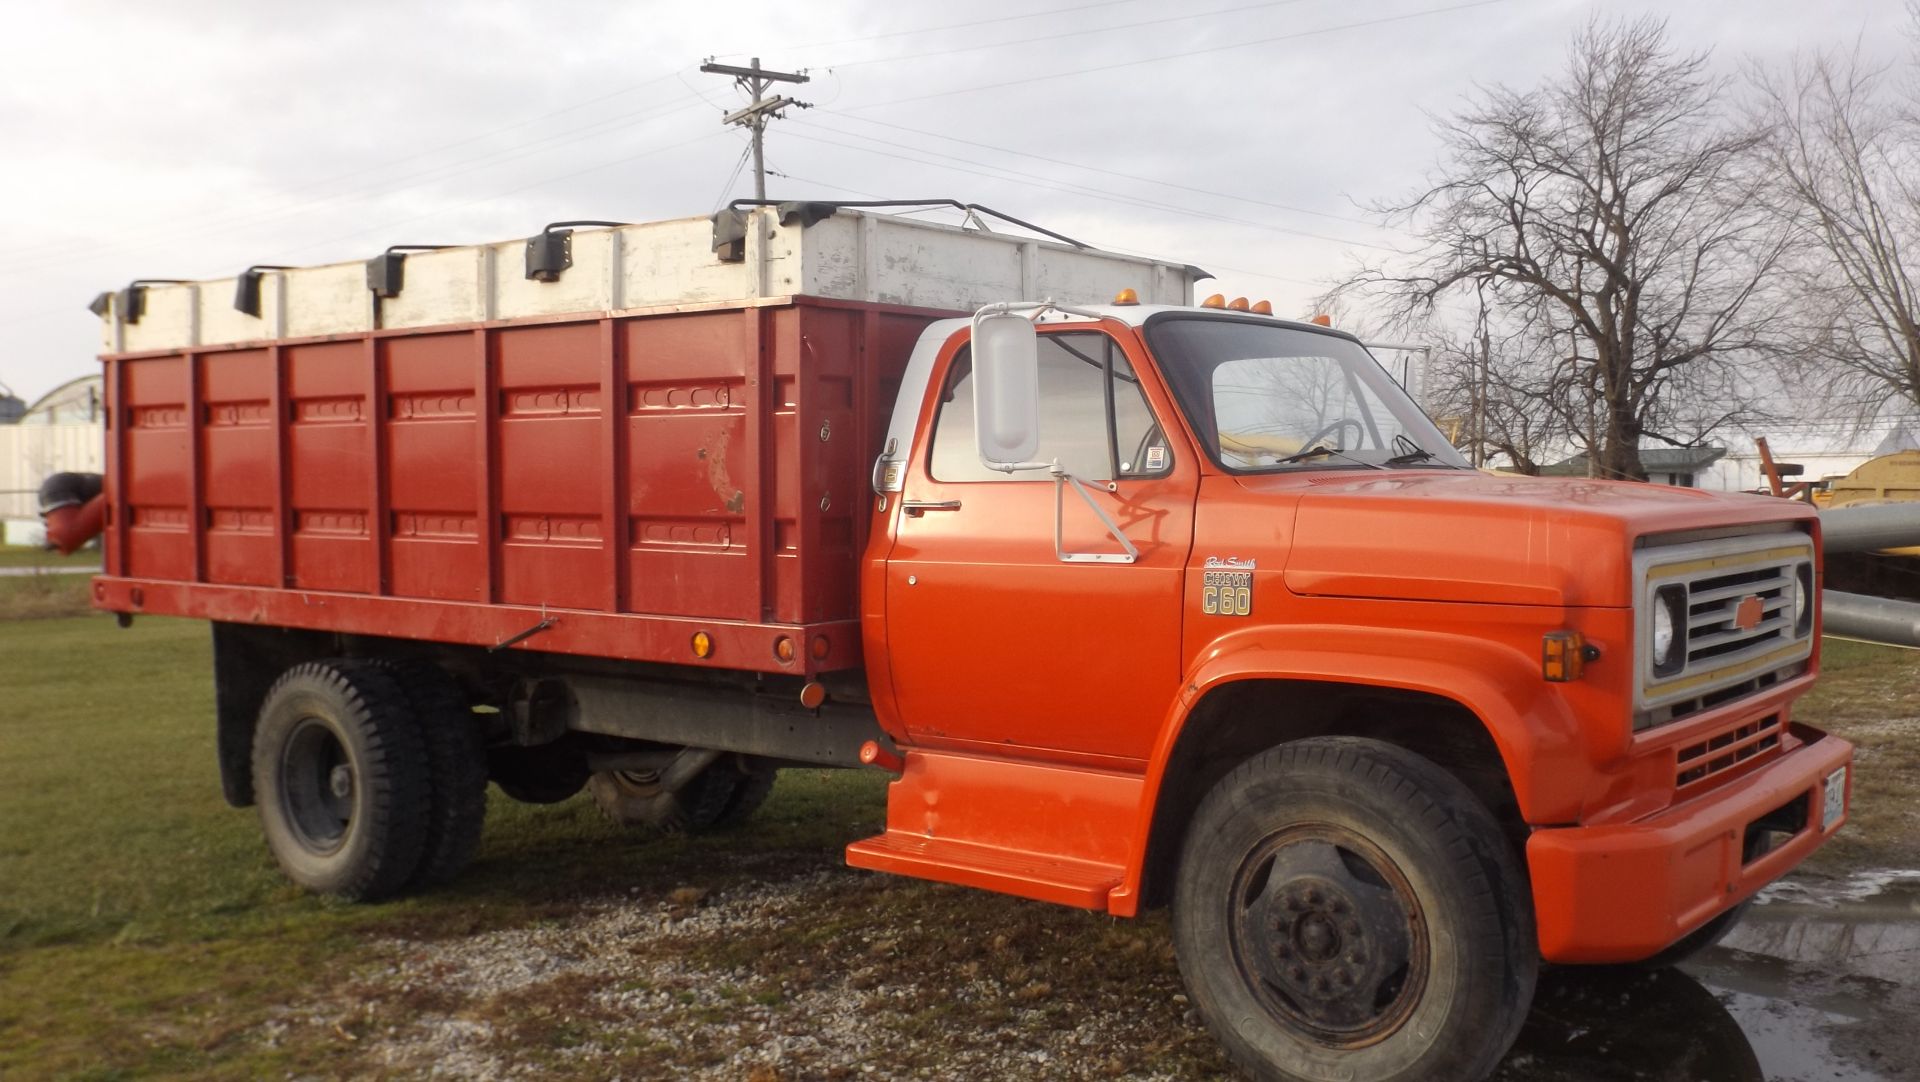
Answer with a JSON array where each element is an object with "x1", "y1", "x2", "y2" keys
[{"x1": 1822, "y1": 765, "x2": 1848, "y2": 831}]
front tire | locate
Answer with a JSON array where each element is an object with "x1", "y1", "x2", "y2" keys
[
  {"x1": 1172, "y1": 737, "x2": 1537, "y2": 1082},
  {"x1": 251, "y1": 660, "x2": 431, "y2": 902}
]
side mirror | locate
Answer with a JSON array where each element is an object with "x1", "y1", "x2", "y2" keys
[{"x1": 971, "y1": 311, "x2": 1041, "y2": 469}]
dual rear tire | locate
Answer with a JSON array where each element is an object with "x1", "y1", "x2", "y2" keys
[{"x1": 251, "y1": 659, "x2": 487, "y2": 902}]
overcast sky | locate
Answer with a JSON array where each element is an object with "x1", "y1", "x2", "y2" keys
[{"x1": 0, "y1": 0, "x2": 1904, "y2": 403}]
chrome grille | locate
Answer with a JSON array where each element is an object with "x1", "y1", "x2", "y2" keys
[
  {"x1": 1685, "y1": 565, "x2": 1795, "y2": 666},
  {"x1": 1635, "y1": 531, "x2": 1815, "y2": 726}
]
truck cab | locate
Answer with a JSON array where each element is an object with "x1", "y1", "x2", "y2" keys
[{"x1": 852, "y1": 296, "x2": 1851, "y2": 1079}]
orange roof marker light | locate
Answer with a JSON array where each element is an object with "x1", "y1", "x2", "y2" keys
[
  {"x1": 1227, "y1": 297, "x2": 1251, "y2": 311},
  {"x1": 1310, "y1": 313, "x2": 1333, "y2": 327},
  {"x1": 1251, "y1": 300, "x2": 1273, "y2": 315},
  {"x1": 1112, "y1": 288, "x2": 1140, "y2": 306},
  {"x1": 1201, "y1": 294, "x2": 1226, "y2": 309}
]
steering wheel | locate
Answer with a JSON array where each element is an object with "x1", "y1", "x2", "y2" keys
[{"x1": 1298, "y1": 418, "x2": 1366, "y2": 454}]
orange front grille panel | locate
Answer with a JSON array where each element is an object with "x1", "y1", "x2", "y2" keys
[{"x1": 1675, "y1": 714, "x2": 1782, "y2": 790}]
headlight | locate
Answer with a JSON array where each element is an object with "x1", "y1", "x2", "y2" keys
[
  {"x1": 1794, "y1": 563, "x2": 1815, "y2": 637},
  {"x1": 1651, "y1": 584, "x2": 1687, "y2": 677},
  {"x1": 1652, "y1": 603, "x2": 1675, "y2": 664}
]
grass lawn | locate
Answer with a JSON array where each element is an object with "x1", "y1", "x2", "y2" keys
[
  {"x1": 0, "y1": 614, "x2": 1914, "y2": 1079},
  {"x1": 0, "y1": 614, "x2": 900, "y2": 1079},
  {"x1": 0, "y1": 545, "x2": 101, "y2": 570}
]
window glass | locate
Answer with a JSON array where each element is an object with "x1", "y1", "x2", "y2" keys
[
  {"x1": 930, "y1": 333, "x2": 1169, "y2": 482},
  {"x1": 1148, "y1": 318, "x2": 1468, "y2": 471}
]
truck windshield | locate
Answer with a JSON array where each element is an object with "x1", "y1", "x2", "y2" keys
[{"x1": 1145, "y1": 316, "x2": 1469, "y2": 472}]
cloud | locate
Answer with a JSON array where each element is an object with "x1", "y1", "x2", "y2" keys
[{"x1": 0, "y1": 0, "x2": 1904, "y2": 400}]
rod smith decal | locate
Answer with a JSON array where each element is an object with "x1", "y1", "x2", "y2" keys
[{"x1": 1201, "y1": 556, "x2": 1254, "y2": 616}]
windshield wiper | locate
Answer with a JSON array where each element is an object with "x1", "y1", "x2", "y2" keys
[
  {"x1": 1384, "y1": 434, "x2": 1437, "y2": 466},
  {"x1": 1275, "y1": 444, "x2": 1385, "y2": 470}
]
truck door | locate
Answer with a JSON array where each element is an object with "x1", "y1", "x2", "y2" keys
[{"x1": 883, "y1": 326, "x2": 1195, "y2": 764}]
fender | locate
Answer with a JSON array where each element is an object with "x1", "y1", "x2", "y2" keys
[{"x1": 1105, "y1": 623, "x2": 1589, "y2": 916}]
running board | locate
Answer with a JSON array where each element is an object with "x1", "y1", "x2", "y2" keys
[
  {"x1": 842, "y1": 747, "x2": 1143, "y2": 911},
  {"x1": 846, "y1": 833, "x2": 1124, "y2": 909}
]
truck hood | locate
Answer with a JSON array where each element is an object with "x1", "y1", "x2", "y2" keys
[{"x1": 1255, "y1": 470, "x2": 1815, "y2": 608}]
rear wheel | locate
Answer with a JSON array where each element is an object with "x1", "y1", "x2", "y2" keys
[
  {"x1": 588, "y1": 760, "x2": 737, "y2": 832},
  {"x1": 1173, "y1": 737, "x2": 1538, "y2": 1082},
  {"x1": 251, "y1": 660, "x2": 430, "y2": 901},
  {"x1": 379, "y1": 662, "x2": 487, "y2": 888},
  {"x1": 718, "y1": 758, "x2": 779, "y2": 825},
  {"x1": 588, "y1": 754, "x2": 776, "y2": 832}
]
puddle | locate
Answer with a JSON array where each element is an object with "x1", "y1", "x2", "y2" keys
[{"x1": 1495, "y1": 869, "x2": 1920, "y2": 1081}]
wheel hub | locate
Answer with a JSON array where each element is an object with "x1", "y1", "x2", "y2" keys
[
  {"x1": 280, "y1": 717, "x2": 355, "y2": 853},
  {"x1": 1232, "y1": 831, "x2": 1427, "y2": 1045}
]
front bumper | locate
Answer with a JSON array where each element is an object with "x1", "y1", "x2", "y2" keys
[{"x1": 1526, "y1": 722, "x2": 1853, "y2": 964}]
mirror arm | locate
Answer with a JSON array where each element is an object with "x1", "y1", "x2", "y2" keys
[{"x1": 1053, "y1": 466, "x2": 1138, "y2": 565}]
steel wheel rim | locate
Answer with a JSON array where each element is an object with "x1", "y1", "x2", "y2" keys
[
  {"x1": 280, "y1": 716, "x2": 355, "y2": 854},
  {"x1": 1227, "y1": 824, "x2": 1430, "y2": 1047}
]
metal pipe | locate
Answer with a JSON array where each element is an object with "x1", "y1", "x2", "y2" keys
[
  {"x1": 1823, "y1": 589, "x2": 1920, "y2": 647},
  {"x1": 1820, "y1": 502, "x2": 1920, "y2": 554}
]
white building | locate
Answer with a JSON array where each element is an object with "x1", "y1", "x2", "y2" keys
[
  {"x1": 1698, "y1": 419, "x2": 1917, "y2": 494},
  {"x1": 1, "y1": 374, "x2": 105, "y2": 545}
]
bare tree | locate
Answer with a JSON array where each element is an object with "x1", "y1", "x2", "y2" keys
[
  {"x1": 1753, "y1": 14, "x2": 1920, "y2": 428},
  {"x1": 1346, "y1": 17, "x2": 1788, "y2": 480}
]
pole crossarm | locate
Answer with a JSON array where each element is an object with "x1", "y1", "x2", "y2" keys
[{"x1": 700, "y1": 57, "x2": 812, "y2": 202}]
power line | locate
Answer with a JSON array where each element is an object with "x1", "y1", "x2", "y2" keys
[
  {"x1": 783, "y1": 122, "x2": 1399, "y2": 251},
  {"x1": 844, "y1": 0, "x2": 1511, "y2": 112},
  {"x1": 0, "y1": 129, "x2": 733, "y2": 328},
  {"x1": 2, "y1": 69, "x2": 696, "y2": 266},
  {"x1": 1, "y1": 94, "x2": 709, "y2": 281},
  {"x1": 713, "y1": 141, "x2": 754, "y2": 211},
  {"x1": 713, "y1": 0, "x2": 1155, "y2": 56},
  {"x1": 812, "y1": 113, "x2": 1383, "y2": 229},
  {"x1": 823, "y1": 0, "x2": 1326, "y2": 69}
]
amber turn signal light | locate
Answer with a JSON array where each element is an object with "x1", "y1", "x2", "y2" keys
[
  {"x1": 691, "y1": 631, "x2": 714, "y2": 658},
  {"x1": 1112, "y1": 288, "x2": 1140, "y2": 305},
  {"x1": 774, "y1": 635, "x2": 796, "y2": 663},
  {"x1": 1542, "y1": 631, "x2": 1592, "y2": 682}
]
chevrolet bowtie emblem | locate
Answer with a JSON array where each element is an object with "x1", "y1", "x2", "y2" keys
[{"x1": 1733, "y1": 595, "x2": 1764, "y2": 631}]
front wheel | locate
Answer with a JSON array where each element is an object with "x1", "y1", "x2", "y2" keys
[{"x1": 1173, "y1": 737, "x2": 1538, "y2": 1082}]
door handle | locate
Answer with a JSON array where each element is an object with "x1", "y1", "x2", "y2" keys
[{"x1": 902, "y1": 499, "x2": 962, "y2": 515}]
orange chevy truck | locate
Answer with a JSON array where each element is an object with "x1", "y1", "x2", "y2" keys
[{"x1": 65, "y1": 203, "x2": 1851, "y2": 1081}]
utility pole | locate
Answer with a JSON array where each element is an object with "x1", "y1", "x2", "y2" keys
[{"x1": 699, "y1": 57, "x2": 810, "y2": 201}]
